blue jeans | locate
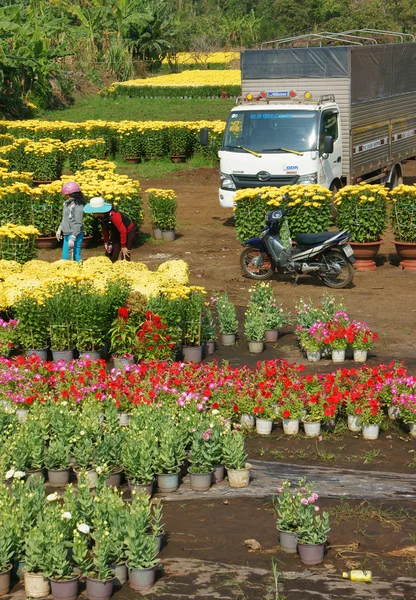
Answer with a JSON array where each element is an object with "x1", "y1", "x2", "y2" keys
[{"x1": 62, "y1": 233, "x2": 84, "y2": 262}]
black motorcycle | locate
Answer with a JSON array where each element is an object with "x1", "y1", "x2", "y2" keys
[{"x1": 240, "y1": 209, "x2": 355, "y2": 289}]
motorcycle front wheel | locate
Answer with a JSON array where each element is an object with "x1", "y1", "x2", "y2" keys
[
  {"x1": 240, "y1": 246, "x2": 274, "y2": 280},
  {"x1": 318, "y1": 249, "x2": 354, "y2": 289}
]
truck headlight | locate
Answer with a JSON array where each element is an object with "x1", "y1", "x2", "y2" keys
[
  {"x1": 298, "y1": 172, "x2": 318, "y2": 184},
  {"x1": 220, "y1": 172, "x2": 236, "y2": 190}
]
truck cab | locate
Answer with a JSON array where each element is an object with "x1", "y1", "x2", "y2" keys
[{"x1": 218, "y1": 94, "x2": 342, "y2": 208}]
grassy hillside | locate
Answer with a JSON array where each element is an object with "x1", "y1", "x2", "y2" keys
[{"x1": 40, "y1": 96, "x2": 235, "y2": 122}]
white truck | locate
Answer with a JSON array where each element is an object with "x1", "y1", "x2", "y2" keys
[{"x1": 203, "y1": 32, "x2": 416, "y2": 209}]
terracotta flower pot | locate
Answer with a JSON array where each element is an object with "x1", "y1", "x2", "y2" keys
[
  {"x1": 170, "y1": 155, "x2": 186, "y2": 163},
  {"x1": 350, "y1": 241, "x2": 383, "y2": 270},
  {"x1": 0, "y1": 567, "x2": 12, "y2": 595},
  {"x1": 125, "y1": 157, "x2": 141, "y2": 164},
  {"x1": 128, "y1": 480, "x2": 153, "y2": 497},
  {"x1": 81, "y1": 236, "x2": 94, "y2": 249},
  {"x1": 35, "y1": 236, "x2": 58, "y2": 250},
  {"x1": 182, "y1": 345, "x2": 203, "y2": 363},
  {"x1": 204, "y1": 340, "x2": 215, "y2": 355},
  {"x1": 189, "y1": 472, "x2": 213, "y2": 492},
  {"x1": 394, "y1": 240, "x2": 416, "y2": 271},
  {"x1": 128, "y1": 565, "x2": 156, "y2": 591},
  {"x1": 297, "y1": 542, "x2": 326, "y2": 565},
  {"x1": 212, "y1": 464, "x2": 225, "y2": 483},
  {"x1": 33, "y1": 179, "x2": 54, "y2": 186},
  {"x1": 24, "y1": 570, "x2": 50, "y2": 598},
  {"x1": 221, "y1": 333, "x2": 236, "y2": 346},
  {"x1": 278, "y1": 529, "x2": 297, "y2": 553},
  {"x1": 85, "y1": 576, "x2": 115, "y2": 600},
  {"x1": 265, "y1": 329, "x2": 279, "y2": 343},
  {"x1": 48, "y1": 468, "x2": 71, "y2": 487},
  {"x1": 105, "y1": 468, "x2": 123, "y2": 488},
  {"x1": 50, "y1": 575, "x2": 80, "y2": 600},
  {"x1": 25, "y1": 348, "x2": 48, "y2": 360},
  {"x1": 161, "y1": 230, "x2": 175, "y2": 242}
]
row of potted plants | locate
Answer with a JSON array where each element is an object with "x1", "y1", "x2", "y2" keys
[
  {"x1": 294, "y1": 295, "x2": 377, "y2": 363},
  {"x1": 0, "y1": 474, "x2": 164, "y2": 598},
  {"x1": 234, "y1": 182, "x2": 416, "y2": 271},
  {"x1": 0, "y1": 398, "x2": 251, "y2": 493}
]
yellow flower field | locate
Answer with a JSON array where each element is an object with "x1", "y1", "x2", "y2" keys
[
  {"x1": 111, "y1": 69, "x2": 241, "y2": 89},
  {"x1": 162, "y1": 51, "x2": 239, "y2": 65}
]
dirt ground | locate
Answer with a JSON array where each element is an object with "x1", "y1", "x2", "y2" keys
[{"x1": 39, "y1": 160, "x2": 416, "y2": 366}]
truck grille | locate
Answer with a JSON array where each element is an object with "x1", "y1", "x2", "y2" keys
[{"x1": 232, "y1": 174, "x2": 299, "y2": 188}]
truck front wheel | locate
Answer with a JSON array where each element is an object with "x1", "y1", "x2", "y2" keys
[{"x1": 389, "y1": 167, "x2": 403, "y2": 190}]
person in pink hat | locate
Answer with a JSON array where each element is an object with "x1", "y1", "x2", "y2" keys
[{"x1": 56, "y1": 181, "x2": 86, "y2": 262}]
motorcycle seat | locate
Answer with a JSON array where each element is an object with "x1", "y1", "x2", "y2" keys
[{"x1": 295, "y1": 231, "x2": 340, "y2": 246}]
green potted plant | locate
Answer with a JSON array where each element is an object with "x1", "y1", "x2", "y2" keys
[
  {"x1": 146, "y1": 188, "x2": 177, "y2": 241},
  {"x1": 45, "y1": 283, "x2": 77, "y2": 362},
  {"x1": 188, "y1": 434, "x2": 214, "y2": 492},
  {"x1": 273, "y1": 480, "x2": 301, "y2": 554},
  {"x1": 86, "y1": 530, "x2": 115, "y2": 600},
  {"x1": 201, "y1": 305, "x2": 216, "y2": 355},
  {"x1": 126, "y1": 521, "x2": 160, "y2": 592},
  {"x1": 23, "y1": 526, "x2": 50, "y2": 598},
  {"x1": 296, "y1": 498, "x2": 330, "y2": 566},
  {"x1": 263, "y1": 300, "x2": 290, "y2": 343},
  {"x1": 72, "y1": 434, "x2": 97, "y2": 489},
  {"x1": 150, "y1": 500, "x2": 165, "y2": 555},
  {"x1": 244, "y1": 302, "x2": 265, "y2": 354},
  {"x1": 390, "y1": 184, "x2": 416, "y2": 270},
  {"x1": 0, "y1": 520, "x2": 15, "y2": 595},
  {"x1": 44, "y1": 439, "x2": 72, "y2": 487},
  {"x1": 222, "y1": 431, "x2": 250, "y2": 489},
  {"x1": 181, "y1": 290, "x2": 205, "y2": 363},
  {"x1": 117, "y1": 124, "x2": 144, "y2": 163},
  {"x1": 122, "y1": 430, "x2": 155, "y2": 497},
  {"x1": 96, "y1": 432, "x2": 124, "y2": 488},
  {"x1": 334, "y1": 184, "x2": 388, "y2": 270},
  {"x1": 75, "y1": 285, "x2": 108, "y2": 359},
  {"x1": 14, "y1": 294, "x2": 49, "y2": 360},
  {"x1": 213, "y1": 293, "x2": 238, "y2": 346},
  {"x1": 155, "y1": 429, "x2": 181, "y2": 493},
  {"x1": 46, "y1": 530, "x2": 79, "y2": 600},
  {"x1": 108, "y1": 308, "x2": 137, "y2": 369}
]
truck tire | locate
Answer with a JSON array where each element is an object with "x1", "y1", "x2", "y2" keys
[{"x1": 389, "y1": 167, "x2": 403, "y2": 190}]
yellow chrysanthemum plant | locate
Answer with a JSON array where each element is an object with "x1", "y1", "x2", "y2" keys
[
  {"x1": 146, "y1": 188, "x2": 177, "y2": 233},
  {"x1": 0, "y1": 224, "x2": 40, "y2": 264},
  {"x1": 65, "y1": 138, "x2": 107, "y2": 172},
  {"x1": 6, "y1": 138, "x2": 65, "y2": 182},
  {"x1": 234, "y1": 184, "x2": 332, "y2": 243},
  {"x1": 390, "y1": 184, "x2": 416, "y2": 243},
  {"x1": 334, "y1": 183, "x2": 389, "y2": 242}
]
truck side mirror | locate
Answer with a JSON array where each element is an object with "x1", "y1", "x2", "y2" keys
[
  {"x1": 200, "y1": 128, "x2": 209, "y2": 146},
  {"x1": 323, "y1": 135, "x2": 334, "y2": 155}
]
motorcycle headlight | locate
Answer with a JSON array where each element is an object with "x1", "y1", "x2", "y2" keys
[
  {"x1": 298, "y1": 172, "x2": 318, "y2": 185},
  {"x1": 220, "y1": 172, "x2": 236, "y2": 190}
]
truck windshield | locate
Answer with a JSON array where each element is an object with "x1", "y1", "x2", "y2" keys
[{"x1": 223, "y1": 110, "x2": 318, "y2": 153}]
